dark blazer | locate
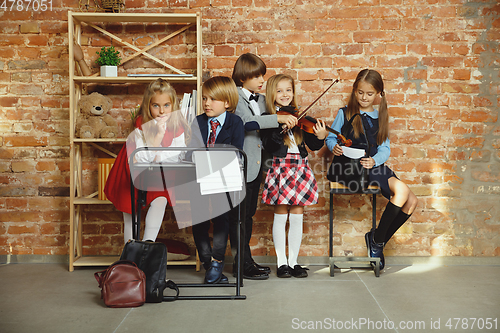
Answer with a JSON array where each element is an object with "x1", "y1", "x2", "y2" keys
[
  {"x1": 261, "y1": 126, "x2": 324, "y2": 158},
  {"x1": 189, "y1": 111, "x2": 245, "y2": 151}
]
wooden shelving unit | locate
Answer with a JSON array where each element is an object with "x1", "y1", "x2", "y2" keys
[{"x1": 68, "y1": 11, "x2": 202, "y2": 271}]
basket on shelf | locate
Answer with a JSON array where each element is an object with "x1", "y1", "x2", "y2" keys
[
  {"x1": 79, "y1": 0, "x2": 125, "y2": 13},
  {"x1": 101, "y1": 0, "x2": 125, "y2": 12}
]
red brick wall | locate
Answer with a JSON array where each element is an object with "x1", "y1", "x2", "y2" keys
[{"x1": 1, "y1": 1, "x2": 499, "y2": 258}]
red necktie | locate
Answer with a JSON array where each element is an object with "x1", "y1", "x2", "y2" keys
[{"x1": 208, "y1": 119, "x2": 219, "y2": 147}]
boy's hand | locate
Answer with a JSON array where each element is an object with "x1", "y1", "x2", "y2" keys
[{"x1": 277, "y1": 114, "x2": 298, "y2": 130}]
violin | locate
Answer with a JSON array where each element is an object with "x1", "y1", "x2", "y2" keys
[
  {"x1": 277, "y1": 78, "x2": 352, "y2": 147},
  {"x1": 277, "y1": 106, "x2": 352, "y2": 147}
]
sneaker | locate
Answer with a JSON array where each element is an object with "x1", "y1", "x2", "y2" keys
[{"x1": 291, "y1": 265, "x2": 309, "y2": 278}]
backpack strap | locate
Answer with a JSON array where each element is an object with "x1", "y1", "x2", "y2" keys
[{"x1": 162, "y1": 280, "x2": 180, "y2": 302}]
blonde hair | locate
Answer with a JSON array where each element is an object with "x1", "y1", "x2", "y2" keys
[
  {"x1": 232, "y1": 53, "x2": 266, "y2": 87},
  {"x1": 265, "y1": 74, "x2": 303, "y2": 148},
  {"x1": 138, "y1": 78, "x2": 190, "y2": 144},
  {"x1": 346, "y1": 69, "x2": 388, "y2": 145},
  {"x1": 202, "y1": 76, "x2": 239, "y2": 112}
]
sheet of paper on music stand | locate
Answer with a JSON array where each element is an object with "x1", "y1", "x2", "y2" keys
[
  {"x1": 342, "y1": 146, "x2": 366, "y2": 159},
  {"x1": 193, "y1": 151, "x2": 243, "y2": 195}
]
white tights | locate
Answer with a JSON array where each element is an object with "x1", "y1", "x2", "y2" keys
[
  {"x1": 123, "y1": 196, "x2": 168, "y2": 243},
  {"x1": 272, "y1": 213, "x2": 304, "y2": 268}
]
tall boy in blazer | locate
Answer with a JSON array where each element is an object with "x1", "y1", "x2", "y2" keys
[{"x1": 229, "y1": 53, "x2": 297, "y2": 279}]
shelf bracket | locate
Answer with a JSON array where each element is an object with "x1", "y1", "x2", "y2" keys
[{"x1": 89, "y1": 142, "x2": 118, "y2": 158}]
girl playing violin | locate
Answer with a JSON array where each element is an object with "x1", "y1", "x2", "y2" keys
[
  {"x1": 261, "y1": 74, "x2": 328, "y2": 278},
  {"x1": 325, "y1": 69, "x2": 418, "y2": 270}
]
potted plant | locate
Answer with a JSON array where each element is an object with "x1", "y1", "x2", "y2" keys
[{"x1": 96, "y1": 46, "x2": 121, "y2": 77}]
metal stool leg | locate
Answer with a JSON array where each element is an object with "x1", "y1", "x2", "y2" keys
[{"x1": 329, "y1": 190, "x2": 335, "y2": 277}]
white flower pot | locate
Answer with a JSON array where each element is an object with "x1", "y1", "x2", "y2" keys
[{"x1": 100, "y1": 65, "x2": 117, "y2": 77}]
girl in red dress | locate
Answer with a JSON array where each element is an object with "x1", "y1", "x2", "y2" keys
[{"x1": 105, "y1": 79, "x2": 190, "y2": 243}]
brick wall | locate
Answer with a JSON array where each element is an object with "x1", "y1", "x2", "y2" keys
[{"x1": 0, "y1": 0, "x2": 499, "y2": 258}]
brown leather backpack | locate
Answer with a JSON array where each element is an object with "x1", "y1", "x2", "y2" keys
[{"x1": 94, "y1": 260, "x2": 146, "y2": 308}]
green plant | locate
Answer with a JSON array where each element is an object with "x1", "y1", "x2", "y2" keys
[
  {"x1": 130, "y1": 105, "x2": 140, "y2": 122},
  {"x1": 95, "y1": 46, "x2": 121, "y2": 66}
]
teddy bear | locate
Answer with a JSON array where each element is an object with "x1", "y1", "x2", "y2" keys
[{"x1": 76, "y1": 92, "x2": 119, "y2": 138}]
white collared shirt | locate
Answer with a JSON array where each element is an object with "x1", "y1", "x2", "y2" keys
[
  {"x1": 286, "y1": 130, "x2": 300, "y2": 154},
  {"x1": 207, "y1": 111, "x2": 227, "y2": 141},
  {"x1": 242, "y1": 87, "x2": 261, "y2": 115}
]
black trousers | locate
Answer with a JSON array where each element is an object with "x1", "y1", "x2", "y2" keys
[
  {"x1": 192, "y1": 213, "x2": 229, "y2": 266},
  {"x1": 229, "y1": 168, "x2": 263, "y2": 265}
]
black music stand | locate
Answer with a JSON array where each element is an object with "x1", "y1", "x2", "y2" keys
[{"x1": 129, "y1": 147, "x2": 247, "y2": 300}]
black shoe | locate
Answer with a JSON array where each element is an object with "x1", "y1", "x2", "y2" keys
[
  {"x1": 218, "y1": 273, "x2": 229, "y2": 284},
  {"x1": 365, "y1": 230, "x2": 385, "y2": 270},
  {"x1": 291, "y1": 265, "x2": 309, "y2": 278},
  {"x1": 241, "y1": 263, "x2": 269, "y2": 280},
  {"x1": 251, "y1": 260, "x2": 271, "y2": 273},
  {"x1": 277, "y1": 265, "x2": 292, "y2": 278}
]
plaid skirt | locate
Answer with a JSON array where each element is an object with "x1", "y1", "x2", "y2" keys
[{"x1": 262, "y1": 154, "x2": 318, "y2": 206}]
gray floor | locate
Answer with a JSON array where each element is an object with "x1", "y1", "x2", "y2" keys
[{"x1": 1, "y1": 260, "x2": 500, "y2": 333}]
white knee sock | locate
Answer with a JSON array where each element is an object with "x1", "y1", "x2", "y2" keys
[
  {"x1": 123, "y1": 212, "x2": 133, "y2": 244},
  {"x1": 272, "y1": 213, "x2": 288, "y2": 267},
  {"x1": 288, "y1": 213, "x2": 303, "y2": 267},
  {"x1": 142, "y1": 197, "x2": 168, "y2": 241}
]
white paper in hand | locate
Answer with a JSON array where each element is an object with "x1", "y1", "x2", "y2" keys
[{"x1": 342, "y1": 146, "x2": 366, "y2": 159}]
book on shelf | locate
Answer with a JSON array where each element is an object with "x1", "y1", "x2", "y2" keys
[
  {"x1": 188, "y1": 89, "x2": 197, "y2": 125},
  {"x1": 180, "y1": 93, "x2": 191, "y2": 120},
  {"x1": 180, "y1": 90, "x2": 197, "y2": 125}
]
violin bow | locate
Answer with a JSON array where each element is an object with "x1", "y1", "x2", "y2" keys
[
  {"x1": 296, "y1": 78, "x2": 339, "y2": 121},
  {"x1": 280, "y1": 78, "x2": 339, "y2": 134}
]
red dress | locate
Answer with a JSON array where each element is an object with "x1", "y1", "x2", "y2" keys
[{"x1": 104, "y1": 116, "x2": 184, "y2": 214}]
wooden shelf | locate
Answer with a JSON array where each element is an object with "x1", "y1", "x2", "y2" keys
[
  {"x1": 73, "y1": 256, "x2": 198, "y2": 267},
  {"x1": 73, "y1": 76, "x2": 197, "y2": 84},
  {"x1": 68, "y1": 11, "x2": 202, "y2": 272},
  {"x1": 73, "y1": 138, "x2": 127, "y2": 143},
  {"x1": 74, "y1": 197, "x2": 112, "y2": 205},
  {"x1": 71, "y1": 12, "x2": 198, "y2": 24}
]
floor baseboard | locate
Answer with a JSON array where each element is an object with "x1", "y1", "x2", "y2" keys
[{"x1": 2, "y1": 254, "x2": 500, "y2": 266}]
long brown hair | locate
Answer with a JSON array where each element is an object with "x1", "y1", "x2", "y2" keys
[
  {"x1": 138, "y1": 78, "x2": 190, "y2": 145},
  {"x1": 265, "y1": 74, "x2": 303, "y2": 147},
  {"x1": 345, "y1": 69, "x2": 388, "y2": 145}
]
